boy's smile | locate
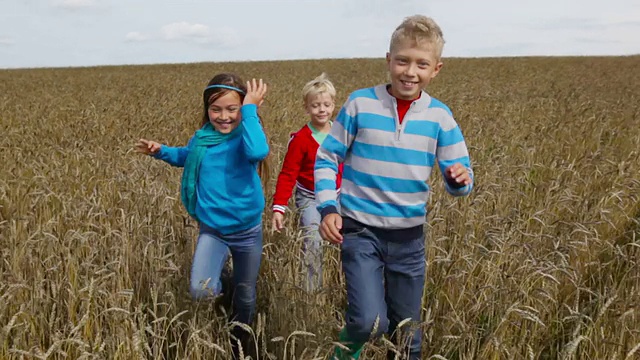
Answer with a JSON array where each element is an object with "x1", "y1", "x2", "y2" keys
[{"x1": 386, "y1": 40, "x2": 443, "y2": 100}]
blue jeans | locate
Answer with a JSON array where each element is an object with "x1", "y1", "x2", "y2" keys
[
  {"x1": 190, "y1": 222, "x2": 262, "y2": 325},
  {"x1": 340, "y1": 219, "x2": 425, "y2": 359},
  {"x1": 295, "y1": 190, "x2": 323, "y2": 292}
]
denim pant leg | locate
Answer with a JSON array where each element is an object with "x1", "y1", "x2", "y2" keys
[
  {"x1": 294, "y1": 190, "x2": 323, "y2": 292},
  {"x1": 190, "y1": 224, "x2": 230, "y2": 299},
  {"x1": 226, "y1": 223, "x2": 263, "y2": 325},
  {"x1": 384, "y1": 234, "x2": 426, "y2": 359},
  {"x1": 341, "y1": 226, "x2": 389, "y2": 343}
]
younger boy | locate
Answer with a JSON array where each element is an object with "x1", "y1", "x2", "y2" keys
[
  {"x1": 272, "y1": 73, "x2": 343, "y2": 292},
  {"x1": 314, "y1": 15, "x2": 474, "y2": 359}
]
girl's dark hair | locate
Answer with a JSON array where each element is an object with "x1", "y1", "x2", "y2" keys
[{"x1": 201, "y1": 73, "x2": 270, "y2": 184}]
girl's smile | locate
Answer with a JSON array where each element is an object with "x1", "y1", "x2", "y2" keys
[{"x1": 208, "y1": 91, "x2": 242, "y2": 134}]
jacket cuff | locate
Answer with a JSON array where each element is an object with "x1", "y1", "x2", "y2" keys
[
  {"x1": 272, "y1": 205, "x2": 287, "y2": 214},
  {"x1": 151, "y1": 145, "x2": 165, "y2": 159},
  {"x1": 319, "y1": 205, "x2": 338, "y2": 220}
]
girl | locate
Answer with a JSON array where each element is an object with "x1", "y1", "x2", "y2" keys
[
  {"x1": 135, "y1": 73, "x2": 269, "y2": 359},
  {"x1": 271, "y1": 73, "x2": 342, "y2": 292}
]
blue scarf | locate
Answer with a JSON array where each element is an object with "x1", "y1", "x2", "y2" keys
[{"x1": 181, "y1": 123, "x2": 242, "y2": 219}]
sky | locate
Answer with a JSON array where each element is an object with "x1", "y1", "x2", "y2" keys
[{"x1": 1, "y1": 0, "x2": 639, "y2": 69}]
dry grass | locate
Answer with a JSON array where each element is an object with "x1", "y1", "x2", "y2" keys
[{"x1": 1, "y1": 56, "x2": 639, "y2": 359}]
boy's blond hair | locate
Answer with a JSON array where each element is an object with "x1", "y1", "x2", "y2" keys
[
  {"x1": 302, "y1": 73, "x2": 336, "y2": 103},
  {"x1": 390, "y1": 15, "x2": 445, "y2": 59}
]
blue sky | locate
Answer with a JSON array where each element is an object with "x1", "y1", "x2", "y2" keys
[{"x1": 1, "y1": 0, "x2": 639, "y2": 69}]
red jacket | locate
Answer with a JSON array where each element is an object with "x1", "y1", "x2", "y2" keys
[{"x1": 272, "y1": 124, "x2": 343, "y2": 213}]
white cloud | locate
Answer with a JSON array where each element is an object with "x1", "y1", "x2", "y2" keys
[
  {"x1": 160, "y1": 22, "x2": 242, "y2": 47},
  {"x1": 161, "y1": 22, "x2": 211, "y2": 41},
  {"x1": 52, "y1": 0, "x2": 97, "y2": 9},
  {"x1": 209, "y1": 27, "x2": 243, "y2": 48},
  {"x1": 125, "y1": 32, "x2": 149, "y2": 42},
  {"x1": 0, "y1": 37, "x2": 15, "y2": 45}
]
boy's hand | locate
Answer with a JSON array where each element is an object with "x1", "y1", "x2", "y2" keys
[
  {"x1": 272, "y1": 212, "x2": 285, "y2": 232},
  {"x1": 445, "y1": 163, "x2": 472, "y2": 186},
  {"x1": 320, "y1": 213, "x2": 343, "y2": 244},
  {"x1": 243, "y1": 78, "x2": 267, "y2": 107},
  {"x1": 135, "y1": 139, "x2": 161, "y2": 155}
]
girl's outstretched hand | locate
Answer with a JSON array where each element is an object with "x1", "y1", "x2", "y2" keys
[
  {"x1": 243, "y1": 78, "x2": 267, "y2": 107},
  {"x1": 135, "y1": 139, "x2": 161, "y2": 155}
]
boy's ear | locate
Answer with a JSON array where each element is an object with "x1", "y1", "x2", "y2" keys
[
  {"x1": 385, "y1": 52, "x2": 391, "y2": 65},
  {"x1": 432, "y1": 61, "x2": 444, "y2": 79}
]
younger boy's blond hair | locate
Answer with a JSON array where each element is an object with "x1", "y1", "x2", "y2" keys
[
  {"x1": 302, "y1": 73, "x2": 336, "y2": 103},
  {"x1": 390, "y1": 15, "x2": 445, "y2": 59}
]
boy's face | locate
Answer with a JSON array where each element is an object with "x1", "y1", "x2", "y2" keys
[
  {"x1": 305, "y1": 92, "x2": 335, "y2": 127},
  {"x1": 386, "y1": 39, "x2": 443, "y2": 100}
]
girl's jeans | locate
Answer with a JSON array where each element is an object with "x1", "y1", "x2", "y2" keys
[{"x1": 190, "y1": 222, "x2": 263, "y2": 325}]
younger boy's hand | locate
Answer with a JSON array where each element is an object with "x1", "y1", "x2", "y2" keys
[
  {"x1": 243, "y1": 78, "x2": 267, "y2": 107},
  {"x1": 445, "y1": 163, "x2": 472, "y2": 186},
  {"x1": 272, "y1": 212, "x2": 285, "y2": 232},
  {"x1": 135, "y1": 139, "x2": 161, "y2": 155},
  {"x1": 320, "y1": 213, "x2": 343, "y2": 244}
]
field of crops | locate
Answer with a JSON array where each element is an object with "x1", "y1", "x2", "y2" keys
[{"x1": 1, "y1": 56, "x2": 639, "y2": 359}]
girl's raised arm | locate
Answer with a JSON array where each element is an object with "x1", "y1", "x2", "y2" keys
[{"x1": 240, "y1": 79, "x2": 269, "y2": 162}]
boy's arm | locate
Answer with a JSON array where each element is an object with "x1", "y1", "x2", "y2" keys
[
  {"x1": 436, "y1": 121, "x2": 474, "y2": 196},
  {"x1": 272, "y1": 135, "x2": 304, "y2": 214},
  {"x1": 152, "y1": 138, "x2": 193, "y2": 167},
  {"x1": 240, "y1": 104, "x2": 270, "y2": 162},
  {"x1": 314, "y1": 103, "x2": 357, "y2": 218}
]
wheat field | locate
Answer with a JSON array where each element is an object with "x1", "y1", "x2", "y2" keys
[{"x1": 1, "y1": 56, "x2": 639, "y2": 359}]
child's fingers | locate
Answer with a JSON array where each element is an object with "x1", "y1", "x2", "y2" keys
[
  {"x1": 327, "y1": 226, "x2": 342, "y2": 244},
  {"x1": 321, "y1": 217, "x2": 343, "y2": 244},
  {"x1": 447, "y1": 164, "x2": 460, "y2": 175},
  {"x1": 460, "y1": 173, "x2": 472, "y2": 185},
  {"x1": 448, "y1": 164, "x2": 466, "y2": 179},
  {"x1": 134, "y1": 143, "x2": 148, "y2": 152},
  {"x1": 261, "y1": 82, "x2": 268, "y2": 96}
]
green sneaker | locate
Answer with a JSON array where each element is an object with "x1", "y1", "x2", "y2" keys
[{"x1": 332, "y1": 328, "x2": 365, "y2": 360}]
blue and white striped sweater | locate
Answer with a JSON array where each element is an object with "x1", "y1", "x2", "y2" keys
[{"x1": 314, "y1": 85, "x2": 473, "y2": 229}]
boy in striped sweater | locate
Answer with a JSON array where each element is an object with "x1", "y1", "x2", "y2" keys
[
  {"x1": 314, "y1": 15, "x2": 474, "y2": 359},
  {"x1": 272, "y1": 73, "x2": 343, "y2": 292}
]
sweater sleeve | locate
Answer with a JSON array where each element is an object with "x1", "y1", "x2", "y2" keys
[
  {"x1": 436, "y1": 120, "x2": 474, "y2": 196},
  {"x1": 272, "y1": 134, "x2": 305, "y2": 213},
  {"x1": 314, "y1": 99, "x2": 357, "y2": 218},
  {"x1": 240, "y1": 104, "x2": 270, "y2": 162},
  {"x1": 152, "y1": 138, "x2": 193, "y2": 167}
]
